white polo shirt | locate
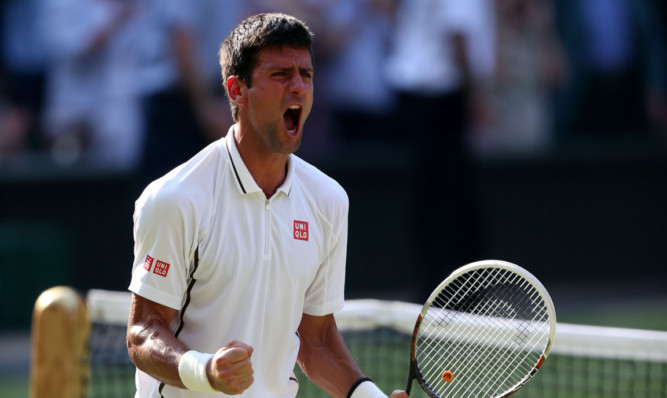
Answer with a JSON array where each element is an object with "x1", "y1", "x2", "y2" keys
[{"x1": 129, "y1": 126, "x2": 349, "y2": 398}]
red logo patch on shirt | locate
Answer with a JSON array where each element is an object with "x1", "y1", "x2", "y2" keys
[
  {"x1": 294, "y1": 220, "x2": 309, "y2": 241},
  {"x1": 153, "y1": 260, "x2": 170, "y2": 277},
  {"x1": 143, "y1": 255, "x2": 154, "y2": 271}
]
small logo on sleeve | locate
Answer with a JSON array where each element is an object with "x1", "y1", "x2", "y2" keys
[
  {"x1": 143, "y1": 255, "x2": 154, "y2": 271},
  {"x1": 294, "y1": 220, "x2": 309, "y2": 241},
  {"x1": 153, "y1": 260, "x2": 170, "y2": 277}
]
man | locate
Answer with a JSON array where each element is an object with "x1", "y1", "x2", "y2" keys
[{"x1": 126, "y1": 12, "x2": 407, "y2": 398}]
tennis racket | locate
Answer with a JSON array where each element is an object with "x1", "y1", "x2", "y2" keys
[{"x1": 405, "y1": 260, "x2": 557, "y2": 397}]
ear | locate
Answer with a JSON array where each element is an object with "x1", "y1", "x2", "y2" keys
[{"x1": 226, "y1": 76, "x2": 246, "y2": 105}]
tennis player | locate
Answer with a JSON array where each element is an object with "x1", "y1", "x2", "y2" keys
[{"x1": 126, "y1": 12, "x2": 407, "y2": 398}]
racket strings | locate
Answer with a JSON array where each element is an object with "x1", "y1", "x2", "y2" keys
[
  {"x1": 440, "y1": 288, "x2": 548, "y2": 396},
  {"x1": 419, "y1": 270, "x2": 514, "y2": 378},
  {"x1": 415, "y1": 268, "x2": 551, "y2": 397},
  {"x1": 440, "y1": 280, "x2": 548, "y2": 397},
  {"x1": 421, "y1": 314, "x2": 539, "y2": 395},
  {"x1": 426, "y1": 271, "x2": 533, "y2": 395},
  {"x1": 451, "y1": 285, "x2": 548, "y2": 396},
  {"x1": 418, "y1": 273, "x2": 512, "y2": 394}
]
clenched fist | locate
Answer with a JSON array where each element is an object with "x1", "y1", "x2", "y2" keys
[{"x1": 207, "y1": 340, "x2": 255, "y2": 394}]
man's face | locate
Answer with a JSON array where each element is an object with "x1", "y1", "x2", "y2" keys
[{"x1": 243, "y1": 45, "x2": 314, "y2": 155}]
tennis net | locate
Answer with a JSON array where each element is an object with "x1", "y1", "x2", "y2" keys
[{"x1": 35, "y1": 289, "x2": 667, "y2": 397}]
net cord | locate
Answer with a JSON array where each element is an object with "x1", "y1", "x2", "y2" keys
[{"x1": 86, "y1": 291, "x2": 667, "y2": 364}]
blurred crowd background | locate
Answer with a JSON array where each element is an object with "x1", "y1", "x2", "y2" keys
[
  {"x1": 2, "y1": 0, "x2": 666, "y2": 169},
  {"x1": 1, "y1": 0, "x2": 667, "y2": 329}
]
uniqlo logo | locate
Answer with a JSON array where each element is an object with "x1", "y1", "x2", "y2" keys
[
  {"x1": 294, "y1": 220, "x2": 309, "y2": 241},
  {"x1": 143, "y1": 255, "x2": 154, "y2": 271},
  {"x1": 153, "y1": 260, "x2": 170, "y2": 277}
]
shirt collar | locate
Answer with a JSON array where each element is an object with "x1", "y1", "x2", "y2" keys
[{"x1": 224, "y1": 125, "x2": 294, "y2": 197}]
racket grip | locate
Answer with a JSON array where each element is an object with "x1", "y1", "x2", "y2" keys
[{"x1": 405, "y1": 361, "x2": 418, "y2": 396}]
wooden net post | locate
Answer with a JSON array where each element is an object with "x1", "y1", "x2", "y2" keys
[{"x1": 30, "y1": 286, "x2": 90, "y2": 398}]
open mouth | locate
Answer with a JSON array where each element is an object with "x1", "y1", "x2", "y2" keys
[{"x1": 283, "y1": 105, "x2": 302, "y2": 135}]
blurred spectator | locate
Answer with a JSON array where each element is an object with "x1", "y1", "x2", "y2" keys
[
  {"x1": 650, "y1": 0, "x2": 667, "y2": 136},
  {"x1": 0, "y1": 97, "x2": 31, "y2": 154},
  {"x1": 318, "y1": 0, "x2": 399, "y2": 144},
  {"x1": 658, "y1": 0, "x2": 667, "y2": 46},
  {"x1": 135, "y1": 0, "x2": 243, "y2": 186},
  {"x1": 41, "y1": 0, "x2": 143, "y2": 170},
  {"x1": 469, "y1": 0, "x2": 567, "y2": 157},
  {"x1": 247, "y1": 0, "x2": 328, "y2": 28},
  {"x1": 0, "y1": 0, "x2": 47, "y2": 155},
  {"x1": 554, "y1": 0, "x2": 667, "y2": 137},
  {"x1": 384, "y1": 0, "x2": 495, "y2": 298}
]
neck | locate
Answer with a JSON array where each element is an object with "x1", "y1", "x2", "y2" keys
[
  {"x1": 233, "y1": 125, "x2": 289, "y2": 198},
  {"x1": 253, "y1": 158, "x2": 288, "y2": 198}
]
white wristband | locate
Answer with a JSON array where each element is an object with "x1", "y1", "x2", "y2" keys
[
  {"x1": 178, "y1": 350, "x2": 218, "y2": 393},
  {"x1": 350, "y1": 380, "x2": 387, "y2": 398}
]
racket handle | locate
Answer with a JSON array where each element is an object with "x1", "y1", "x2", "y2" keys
[{"x1": 406, "y1": 361, "x2": 418, "y2": 396}]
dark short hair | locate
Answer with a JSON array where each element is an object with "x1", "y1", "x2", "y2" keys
[{"x1": 219, "y1": 13, "x2": 314, "y2": 121}]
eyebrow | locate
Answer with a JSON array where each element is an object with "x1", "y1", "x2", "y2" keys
[
  {"x1": 269, "y1": 65, "x2": 314, "y2": 74},
  {"x1": 299, "y1": 66, "x2": 314, "y2": 75}
]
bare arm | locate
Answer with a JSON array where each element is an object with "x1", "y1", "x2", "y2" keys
[
  {"x1": 297, "y1": 313, "x2": 408, "y2": 398},
  {"x1": 126, "y1": 293, "x2": 187, "y2": 386},
  {"x1": 126, "y1": 293, "x2": 254, "y2": 394},
  {"x1": 297, "y1": 313, "x2": 364, "y2": 396}
]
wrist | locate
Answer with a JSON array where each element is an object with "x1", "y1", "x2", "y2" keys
[
  {"x1": 348, "y1": 378, "x2": 387, "y2": 398},
  {"x1": 178, "y1": 350, "x2": 217, "y2": 393}
]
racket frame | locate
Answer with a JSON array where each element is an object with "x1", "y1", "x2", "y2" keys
[{"x1": 406, "y1": 259, "x2": 557, "y2": 397}]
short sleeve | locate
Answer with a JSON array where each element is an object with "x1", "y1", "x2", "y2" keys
[
  {"x1": 302, "y1": 189, "x2": 349, "y2": 316},
  {"x1": 128, "y1": 186, "x2": 196, "y2": 310}
]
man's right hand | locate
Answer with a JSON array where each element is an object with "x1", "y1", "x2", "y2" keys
[{"x1": 207, "y1": 340, "x2": 255, "y2": 394}]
